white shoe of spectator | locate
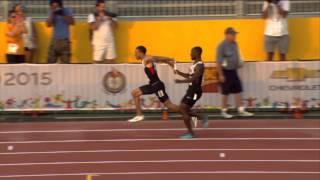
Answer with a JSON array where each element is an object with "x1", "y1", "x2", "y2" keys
[
  {"x1": 128, "y1": 115, "x2": 145, "y2": 122},
  {"x1": 221, "y1": 109, "x2": 233, "y2": 119},
  {"x1": 238, "y1": 107, "x2": 254, "y2": 117}
]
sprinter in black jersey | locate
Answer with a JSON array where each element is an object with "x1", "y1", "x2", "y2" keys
[
  {"x1": 174, "y1": 47, "x2": 205, "y2": 138},
  {"x1": 128, "y1": 46, "x2": 180, "y2": 122}
]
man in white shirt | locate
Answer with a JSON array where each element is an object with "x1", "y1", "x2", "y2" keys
[
  {"x1": 88, "y1": 0, "x2": 117, "y2": 63},
  {"x1": 262, "y1": 0, "x2": 290, "y2": 61}
]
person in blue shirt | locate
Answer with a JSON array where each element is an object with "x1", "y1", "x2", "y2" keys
[
  {"x1": 46, "y1": 0, "x2": 74, "y2": 63},
  {"x1": 216, "y1": 27, "x2": 254, "y2": 119}
]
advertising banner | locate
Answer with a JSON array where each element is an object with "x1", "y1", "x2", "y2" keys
[{"x1": 0, "y1": 62, "x2": 319, "y2": 111}]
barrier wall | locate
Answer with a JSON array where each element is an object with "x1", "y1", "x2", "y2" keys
[
  {"x1": 0, "y1": 62, "x2": 319, "y2": 111},
  {"x1": 0, "y1": 17, "x2": 319, "y2": 63}
]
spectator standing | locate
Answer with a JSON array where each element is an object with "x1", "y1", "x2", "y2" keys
[
  {"x1": 13, "y1": 3, "x2": 37, "y2": 63},
  {"x1": 262, "y1": 0, "x2": 290, "y2": 61},
  {"x1": 46, "y1": 0, "x2": 74, "y2": 64},
  {"x1": 88, "y1": 0, "x2": 117, "y2": 64},
  {"x1": 216, "y1": 27, "x2": 254, "y2": 119},
  {"x1": 5, "y1": 10, "x2": 27, "y2": 64}
]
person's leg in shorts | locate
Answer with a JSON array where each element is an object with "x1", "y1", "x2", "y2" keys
[
  {"x1": 59, "y1": 40, "x2": 71, "y2": 64},
  {"x1": 265, "y1": 35, "x2": 277, "y2": 61},
  {"x1": 220, "y1": 70, "x2": 232, "y2": 109},
  {"x1": 93, "y1": 44, "x2": 106, "y2": 64},
  {"x1": 6, "y1": 54, "x2": 16, "y2": 64},
  {"x1": 155, "y1": 82, "x2": 180, "y2": 113},
  {"x1": 129, "y1": 82, "x2": 180, "y2": 122},
  {"x1": 179, "y1": 90, "x2": 202, "y2": 138},
  {"x1": 103, "y1": 43, "x2": 117, "y2": 64},
  {"x1": 48, "y1": 40, "x2": 58, "y2": 64},
  {"x1": 16, "y1": 55, "x2": 25, "y2": 63},
  {"x1": 6, "y1": 54, "x2": 25, "y2": 64},
  {"x1": 128, "y1": 84, "x2": 154, "y2": 122},
  {"x1": 278, "y1": 35, "x2": 289, "y2": 61},
  {"x1": 230, "y1": 72, "x2": 253, "y2": 117},
  {"x1": 220, "y1": 70, "x2": 235, "y2": 118},
  {"x1": 230, "y1": 72, "x2": 243, "y2": 108},
  {"x1": 24, "y1": 47, "x2": 35, "y2": 63}
]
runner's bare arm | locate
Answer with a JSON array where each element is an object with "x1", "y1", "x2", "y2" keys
[
  {"x1": 150, "y1": 56, "x2": 175, "y2": 67},
  {"x1": 175, "y1": 70, "x2": 190, "y2": 79},
  {"x1": 175, "y1": 65, "x2": 204, "y2": 83}
]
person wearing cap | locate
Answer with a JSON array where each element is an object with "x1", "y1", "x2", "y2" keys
[
  {"x1": 13, "y1": 3, "x2": 37, "y2": 63},
  {"x1": 262, "y1": 0, "x2": 290, "y2": 61},
  {"x1": 46, "y1": 0, "x2": 74, "y2": 64},
  {"x1": 216, "y1": 27, "x2": 254, "y2": 119}
]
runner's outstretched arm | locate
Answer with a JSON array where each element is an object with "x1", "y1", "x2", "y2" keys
[{"x1": 175, "y1": 65, "x2": 204, "y2": 83}]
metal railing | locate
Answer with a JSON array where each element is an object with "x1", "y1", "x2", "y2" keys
[
  {"x1": 116, "y1": 0, "x2": 237, "y2": 18},
  {"x1": 0, "y1": 0, "x2": 319, "y2": 20},
  {"x1": 245, "y1": 0, "x2": 320, "y2": 16}
]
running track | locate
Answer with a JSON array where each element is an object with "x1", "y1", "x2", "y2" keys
[{"x1": 0, "y1": 119, "x2": 319, "y2": 180}]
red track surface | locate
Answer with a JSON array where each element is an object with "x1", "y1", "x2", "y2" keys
[{"x1": 0, "y1": 119, "x2": 319, "y2": 180}]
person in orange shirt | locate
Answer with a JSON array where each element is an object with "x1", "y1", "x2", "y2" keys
[
  {"x1": 6, "y1": 10, "x2": 27, "y2": 64},
  {"x1": 13, "y1": 3, "x2": 37, "y2": 63}
]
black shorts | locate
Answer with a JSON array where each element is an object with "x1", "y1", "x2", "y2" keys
[
  {"x1": 6, "y1": 54, "x2": 25, "y2": 64},
  {"x1": 182, "y1": 88, "x2": 202, "y2": 107},
  {"x1": 220, "y1": 69, "x2": 243, "y2": 95},
  {"x1": 139, "y1": 81, "x2": 169, "y2": 103},
  {"x1": 24, "y1": 47, "x2": 32, "y2": 51}
]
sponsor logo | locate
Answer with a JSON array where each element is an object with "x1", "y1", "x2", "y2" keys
[
  {"x1": 269, "y1": 85, "x2": 320, "y2": 91},
  {"x1": 202, "y1": 67, "x2": 219, "y2": 93},
  {"x1": 270, "y1": 68, "x2": 320, "y2": 91},
  {"x1": 103, "y1": 68, "x2": 126, "y2": 94},
  {"x1": 271, "y1": 68, "x2": 320, "y2": 82}
]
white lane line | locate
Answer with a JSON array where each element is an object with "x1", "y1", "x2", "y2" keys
[
  {"x1": 1, "y1": 149, "x2": 320, "y2": 155},
  {"x1": 1, "y1": 171, "x2": 320, "y2": 178},
  {"x1": 0, "y1": 138, "x2": 319, "y2": 144},
  {"x1": 0, "y1": 128, "x2": 320, "y2": 134},
  {"x1": 0, "y1": 160, "x2": 320, "y2": 167}
]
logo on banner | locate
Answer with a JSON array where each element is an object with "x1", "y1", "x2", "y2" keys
[
  {"x1": 269, "y1": 67, "x2": 320, "y2": 91},
  {"x1": 202, "y1": 67, "x2": 219, "y2": 93},
  {"x1": 103, "y1": 68, "x2": 126, "y2": 94},
  {"x1": 271, "y1": 68, "x2": 320, "y2": 82}
]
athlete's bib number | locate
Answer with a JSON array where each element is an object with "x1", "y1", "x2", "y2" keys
[
  {"x1": 157, "y1": 90, "x2": 165, "y2": 97},
  {"x1": 8, "y1": 43, "x2": 19, "y2": 53}
]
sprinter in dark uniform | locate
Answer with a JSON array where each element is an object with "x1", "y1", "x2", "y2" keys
[
  {"x1": 128, "y1": 46, "x2": 180, "y2": 122},
  {"x1": 175, "y1": 47, "x2": 205, "y2": 138}
]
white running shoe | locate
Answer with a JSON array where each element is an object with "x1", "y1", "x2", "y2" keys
[
  {"x1": 221, "y1": 111, "x2": 233, "y2": 119},
  {"x1": 239, "y1": 110, "x2": 254, "y2": 117},
  {"x1": 128, "y1": 115, "x2": 145, "y2": 122}
]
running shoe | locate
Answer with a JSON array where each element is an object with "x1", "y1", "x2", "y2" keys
[
  {"x1": 221, "y1": 111, "x2": 233, "y2": 119},
  {"x1": 238, "y1": 110, "x2": 254, "y2": 117},
  {"x1": 128, "y1": 115, "x2": 145, "y2": 122},
  {"x1": 180, "y1": 133, "x2": 195, "y2": 139}
]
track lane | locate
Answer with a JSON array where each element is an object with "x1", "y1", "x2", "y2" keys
[
  {"x1": 0, "y1": 120, "x2": 319, "y2": 131},
  {"x1": 0, "y1": 150, "x2": 319, "y2": 163},
  {"x1": 0, "y1": 161, "x2": 319, "y2": 176}
]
